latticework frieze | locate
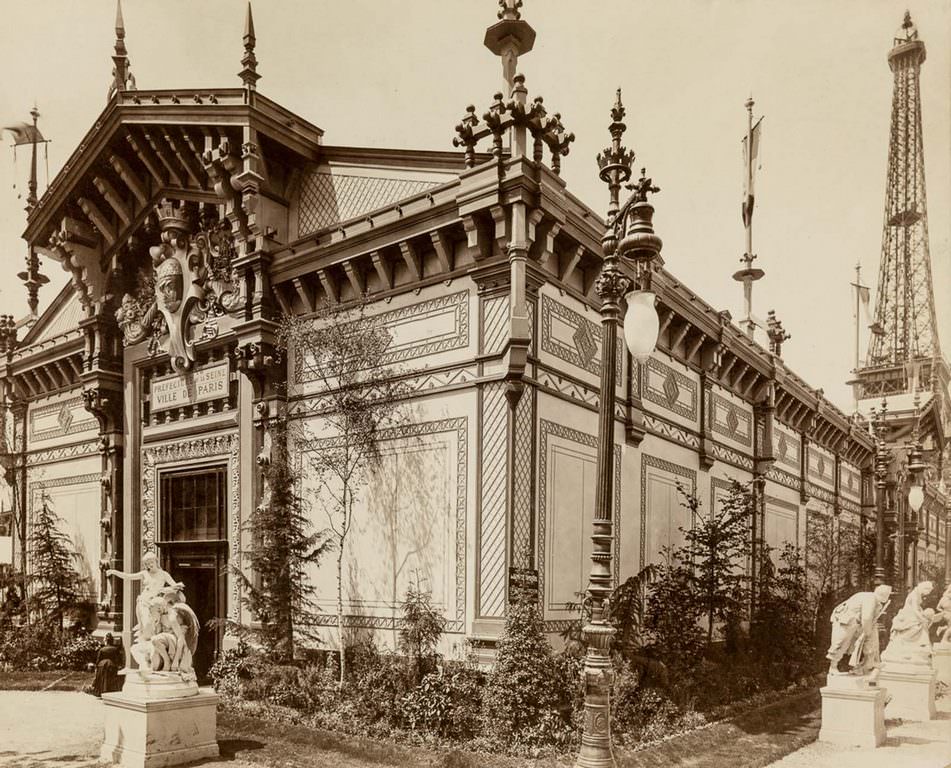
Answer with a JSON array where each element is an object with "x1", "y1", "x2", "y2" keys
[{"x1": 297, "y1": 172, "x2": 440, "y2": 237}]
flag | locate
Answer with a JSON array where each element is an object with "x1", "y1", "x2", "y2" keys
[
  {"x1": 3, "y1": 122, "x2": 44, "y2": 146},
  {"x1": 857, "y1": 283, "x2": 872, "y2": 325},
  {"x1": 741, "y1": 117, "x2": 763, "y2": 227}
]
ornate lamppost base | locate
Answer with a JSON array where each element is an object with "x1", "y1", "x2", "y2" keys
[{"x1": 574, "y1": 620, "x2": 617, "y2": 768}]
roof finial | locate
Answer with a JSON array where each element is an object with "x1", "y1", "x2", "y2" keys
[
  {"x1": 109, "y1": 0, "x2": 135, "y2": 100},
  {"x1": 484, "y1": 0, "x2": 534, "y2": 96},
  {"x1": 239, "y1": 2, "x2": 261, "y2": 90}
]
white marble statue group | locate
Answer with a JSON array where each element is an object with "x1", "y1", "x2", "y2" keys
[
  {"x1": 107, "y1": 552, "x2": 201, "y2": 683},
  {"x1": 827, "y1": 579, "x2": 951, "y2": 683}
]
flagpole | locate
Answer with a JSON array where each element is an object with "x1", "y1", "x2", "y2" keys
[
  {"x1": 733, "y1": 96, "x2": 763, "y2": 339},
  {"x1": 745, "y1": 96, "x2": 754, "y2": 261},
  {"x1": 26, "y1": 105, "x2": 38, "y2": 212},
  {"x1": 852, "y1": 263, "x2": 861, "y2": 413}
]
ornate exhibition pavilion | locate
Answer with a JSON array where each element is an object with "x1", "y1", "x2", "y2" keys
[{"x1": 0, "y1": 2, "x2": 946, "y2": 676}]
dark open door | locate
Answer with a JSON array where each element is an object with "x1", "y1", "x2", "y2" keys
[{"x1": 157, "y1": 465, "x2": 228, "y2": 682}]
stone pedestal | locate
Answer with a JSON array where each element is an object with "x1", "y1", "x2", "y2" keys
[
  {"x1": 932, "y1": 643, "x2": 951, "y2": 686},
  {"x1": 878, "y1": 664, "x2": 936, "y2": 721},
  {"x1": 100, "y1": 676, "x2": 218, "y2": 768},
  {"x1": 818, "y1": 674, "x2": 887, "y2": 748}
]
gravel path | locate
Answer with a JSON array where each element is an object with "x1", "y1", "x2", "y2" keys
[
  {"x1": 764, "y1": 695, "x2": 951, "y2": 768},
  {"x1": 0, "y1": 691, "x2": 103, "y2": 767}
]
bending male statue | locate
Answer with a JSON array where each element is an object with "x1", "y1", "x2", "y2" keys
[{"x1": 827, "y1": 584, "x2": 892, "y2": 684}]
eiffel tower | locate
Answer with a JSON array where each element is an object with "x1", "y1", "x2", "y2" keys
[
  {"x1": 854, "y1": 13, "x2": 950, "y2": 588},
  {"x1": 859, "y1": 12, "x2": 946, "y2": 399}
]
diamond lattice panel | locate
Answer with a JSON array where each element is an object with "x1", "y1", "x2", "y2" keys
[{"x1": 297, "y1": 172, "x2": 441, "y2": 236}]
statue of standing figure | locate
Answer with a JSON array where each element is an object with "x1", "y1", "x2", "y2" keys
[
  {"x1": 107, "y1": 552, "x2": 184, "y2": 640},
  {"x1": 108, "y1": 554, "x2": 200, "y2": 683},
  {"x1": 882, "y1": 581, "x2": 935, "y2": 667},
  {"x1": 826, "y1": 584, "x2": 893, "y2": 684}
]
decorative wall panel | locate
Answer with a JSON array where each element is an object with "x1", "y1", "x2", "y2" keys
[
  {"x1": 26, "y1": 441, "x2": 100, "y2": 467},
  {"x1": 540, "y1": 294, "x2": 621, "y2": 382},
  {"x1": 644, "y1": 413, "x2": 702, "y2": 451},
  {"x1": 773, "y1": 426, "x2": 801, "y2": 472},
  {"x1": 30, "y1": 473, "x2": 102, "y2": 602},
  {"x1": 537, "y1": 420, "x2": 620, "y2": 622},
  {"x1": 479, "y1": 383, "x2": 509, "y2": 618},
  {"x1": 294, "y1": 290, "x2": 470, "y2": 383},
  {"x1": 640, "y1": 455, "x2": 696, "y2": 568},
  {"x1": 709, "y1": 441, "x2": 755, "y2": 471},
  {"x1": 808, "y1": 443, "x2": 835, "y2": 488},
  {"x1": 711, "y1": 393, "x2": 752, "y2": 447},
  {"x1": 641, "y1": 358, "x2": 698, "y2": 421},
  {"x1": 481, "y1": 295, "x2": 509, "y2": 355},
  {"x1": 305, "y1": 417, "x2": 468, "y2": 632},
  {"x1": 840, "y1": 463, "x2": 862, "y2": 501},
  {"x1": 30, "y1": 397, "x2": 97, "y2": 441},
  {"x1": 764, "y1": 495, "x2": 800, "y2": 551},
  {"x1": 511, "y1": 387, "x2": 534, "y2": 570}
]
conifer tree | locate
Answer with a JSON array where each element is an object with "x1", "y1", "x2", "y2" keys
[
  {"x1": 236, "y1": 423, "x2": 332, "y2": 662},
  {"x1": 677, "y1": 480, "x2": 753, "y2": 645},
  {"x1": 27, "y1": 492, "x2": 81, "y2": 632}
]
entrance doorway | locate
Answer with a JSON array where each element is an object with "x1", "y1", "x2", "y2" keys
[{"x1": 156, "y1": 465, "x2": 228, "y2": 681}]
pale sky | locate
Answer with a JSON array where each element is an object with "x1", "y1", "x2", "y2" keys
[{"x1": 0, "y1": 0, "x2": 948, "y2": 412}]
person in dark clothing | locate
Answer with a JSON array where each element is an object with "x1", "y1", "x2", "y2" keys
[{"x1": 91, "y1": 633, "x2": 123, "y2": 696}]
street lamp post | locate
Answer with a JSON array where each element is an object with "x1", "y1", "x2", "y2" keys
[
  {"x1": 905, "y1": 390, "x2": 926, "y2": 585},
  {"x1": 575, "y1": 91, "x2": 662, "y2": 768},
  {"x1": 873, "y1": 400, "x2": 889, "y2": 584}
]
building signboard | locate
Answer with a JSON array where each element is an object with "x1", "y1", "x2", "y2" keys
[{"x1": 150, "y1": 361, "x2": 230, "y2": 411}]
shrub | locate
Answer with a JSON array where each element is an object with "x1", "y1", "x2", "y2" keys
[
  {"x1": 399, "y1": 575, "x2": 445, "y2": 685},
  {"x1": 642, "y1": 558, "x2": 705, "y2": 676},
  {"x1": 0, "y1": 622, "x2": 60, "y2": 671},
  {"x1": 50, "y1": 633, "x2": 101, "y2": 671},
  {"x1": 242, "y1": 664, "x2": 311, "y2": 710},
  {"x1": 346, "y1": 643, "x2": 413, "y2": 731},
  {"x1": 481, "y1": 597, "x2": 570, "y2": 749},
  {"x1": 401, "y1": 661, "x2": 486, "y2": 740},
  {"x1": 751, "y1": 544, "x2": 817, "y2": 687},
  {"x1": 209, "y1": 641, "x2": 270, "y2": 699}
]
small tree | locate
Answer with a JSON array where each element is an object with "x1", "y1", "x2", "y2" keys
[
  {"x1": 805, "y1": 509, "x2": 861, "y2": 639},
  {"x1": 27, "y1": 492, "x2": 81, "y2": 633},
  {"x1": 677, "y1": 481, "x2": 753, "y2": 645},
  {"x1": 751, "y1": 543, "x2": 815, "y2": 685},
  {"x1": 398, "y1": 573, "x2": 445, "y2": 684},
  {"x1": 235, "y1": 425, "x2": 332, "y2": 662},
  {"x1": 482, "y1": 595, "x2": 564, "y2": 745},
  {"x1": 606, "y1": 564, "x2": 659, "y2": 657},
  {"x1": 280, "y1": 302, "x2": 407, "y2": 686},
  {"x1": 642, "y1": 555, "x2": 705, "y2": 675}
]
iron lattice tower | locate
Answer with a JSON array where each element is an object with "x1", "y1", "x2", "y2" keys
[{"x1": 863, "y1": 13, "x2": 942, "y2": 397}]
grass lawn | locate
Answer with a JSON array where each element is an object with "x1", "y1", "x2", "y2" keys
[
  {"x1": 218, "y1": 690, "x2": 821, "y2": 768},
  {"x1": 615, "y1": 690, "x2": 820, "y2": 768},
  {"x1": 0, "y1": 669, "x2": 91, "y2": 692},
  {"x1": 0, "y1": 671, "x2": 821, "y2": 768}
]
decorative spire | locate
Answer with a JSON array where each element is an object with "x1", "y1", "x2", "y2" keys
[
  {"x1": 109, "y1": 0, "x2": 135, "y2": 99},
  {"x1": 766, "y1": 309, "x2": 791, "y2": 358},
  {"x1": 239, "y1": 2, "x2": 261, "y2": 90},
  {"x1": 17, "y1": 247, "x2": 49, "y2": 317},
  {"x1": 596, "y1": 89, "x2": 635, "y2": 221},
  {"x1": 484, "y1": 0, "x2": 535, "y2": 95}
]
